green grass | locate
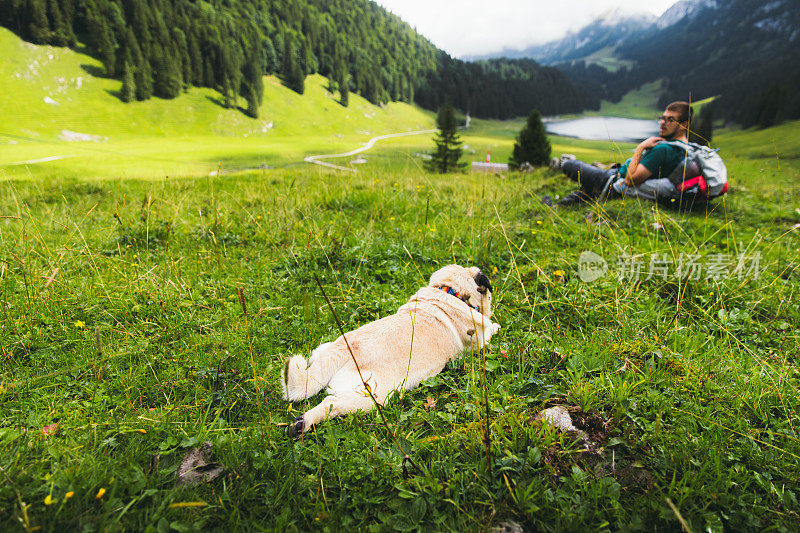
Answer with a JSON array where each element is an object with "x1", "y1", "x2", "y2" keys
[
  {"x1": 587, "y1": 81, "x2": 665, "y2": 120},
  {"x1": 2, "y1": 116, "x2": 800, "y2": 531},
  {"x1": 3, "y1": 26, "x2": 800, "y2": 532},
  {"x1": 579, "y1": 45, "x2": 636, "y2": 73},
  {"x1": 0, "y1": 27, "x2": 434, "y2": 180}
]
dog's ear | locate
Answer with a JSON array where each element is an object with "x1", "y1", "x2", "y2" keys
[{"x1": 473, "y1": 271, "x2": 493, "y2": 294}]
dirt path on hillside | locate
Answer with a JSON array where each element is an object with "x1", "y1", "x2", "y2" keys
[{"x1": 304, "y1": 129, "x2": 436, "y2": 172}]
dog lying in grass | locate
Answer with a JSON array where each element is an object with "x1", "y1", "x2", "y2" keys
[{"x1": 281, "y1": 264, "x2": 500, "y2": 437}]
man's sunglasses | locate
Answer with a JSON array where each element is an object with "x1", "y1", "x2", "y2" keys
[{"x1": 657, "y1": 116, "x2": 681, "y2": 124}]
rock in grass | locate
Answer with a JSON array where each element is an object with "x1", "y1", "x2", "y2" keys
[
  {"x1": 538, "y1": 406, "x2": 578, "y2": 433},
  {"x1": 176, "y1": 442, "x2": 225, "y2": 486},
  {"x1": 491, "y1": 520, "x2": 524, "y2": 533}
]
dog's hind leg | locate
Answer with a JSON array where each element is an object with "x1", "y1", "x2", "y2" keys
[
  {"x1": 287, "y1": 389, "x2": 379, "y2": 437},
  {"x1": 281, "y1": 341, "x2": 348, "y2": 402}
]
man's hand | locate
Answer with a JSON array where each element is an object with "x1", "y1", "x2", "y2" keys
[
  {"x1": 639, "y1": 136, "x2": 665, "y2": 150},
  {"x1": 625, "y1": 137, "x2": 664, "y2": 186}
]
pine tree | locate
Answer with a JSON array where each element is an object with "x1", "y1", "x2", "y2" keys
[
  {"x1": 690, "y1": 105, "x2": 713, "y2": 146},
  {"x1": 262, "y1": 37, "x2": 277, "y2": 73},
  {"x1": 27, "y1": 0, "x2": 50, "y2": 44},
  {"x1": 121, "y1": 61, "x2": 135, "y2": 102},
  {"x1": 153, "y1": 52, "x2": 181, "y2": 99},
  {"x1": 509, "y1": 109, "x2": 551, "y2": 169},
  {"x1": 246, "y1": 89, "x2": 259, "y2": 118},
  {"x1": 335, "y1": 61, "x2": 349, "y2": 107},
  {"x1": 425, "y1": 104, "x2": 466, "y2": 173},
  {"x1": 134, "y1": 58, "x2": 152, "y2": 100}
]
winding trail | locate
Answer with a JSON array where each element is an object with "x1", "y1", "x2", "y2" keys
[{"x1": 304, "y1": 129, "x2": 436, "y2": 172}]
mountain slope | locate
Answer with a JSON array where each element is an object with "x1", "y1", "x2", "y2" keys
[
  {"x1": 0, "y1": 27, "x2": 435, "y2": 179},
  {"x1": 617, "y1": 0, "x2": 800, "y2": 125},
  {"x1": 475, "y1": 0, "x2": 800, "y2": 126},
  {"x1": 0, "y1": 0, "x2": 591, "y2": 119}
]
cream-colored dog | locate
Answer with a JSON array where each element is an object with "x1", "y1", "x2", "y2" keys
[{"x1": 282, "y1": 264, "x2": 499, "y2": 437}]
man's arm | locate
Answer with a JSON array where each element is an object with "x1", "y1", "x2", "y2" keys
[{"x1": 625, "y1": 136, "x2": 664, "y2": 186}]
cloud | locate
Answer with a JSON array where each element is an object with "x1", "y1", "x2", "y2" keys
[{"x1": 375, "y1": 0, "x2": 676, "y2": 57}]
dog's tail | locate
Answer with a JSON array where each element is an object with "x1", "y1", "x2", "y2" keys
[{"x1": 281, "y1": 342, "x2": 347, "y2": 401}]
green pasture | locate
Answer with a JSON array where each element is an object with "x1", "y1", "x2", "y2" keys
[
  {"x1": 2, "y1": 25, "x2": 800, "y2": 532},
  {"x1": 2, "y1": 115, "x2": 800, "y2": 530},
  {"x1": 0, "y1": 27, "x2": 434, "y2": 180}
]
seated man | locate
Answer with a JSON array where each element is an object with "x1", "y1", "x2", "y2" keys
[{"x1": 556, "y1": 101, "x2": 693, "y2": 206}]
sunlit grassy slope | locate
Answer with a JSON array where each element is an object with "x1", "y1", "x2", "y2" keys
[{"x1": 0, "y1": 27, "x2": 434, "y2": 179}]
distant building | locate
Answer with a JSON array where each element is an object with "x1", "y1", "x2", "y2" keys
[{"x1": 471, "y1": 162, "x2": 508, "y2": 173}]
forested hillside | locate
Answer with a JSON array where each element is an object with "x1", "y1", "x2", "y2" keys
[
  {"x1": 476, "y1": 0, "x2": 800, "y2": 128},
  {"x1": 0, "y1": 0, "x2": 593, "y2": 119},
  {"x1": 617, "y1": 0, "x2": 800, "y2": 128}
]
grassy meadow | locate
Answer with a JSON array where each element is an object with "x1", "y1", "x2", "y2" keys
[{"x1": 3, "y1": 26, "x2": 800, "y2": 533}]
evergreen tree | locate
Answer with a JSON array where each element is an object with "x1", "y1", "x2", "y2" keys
[
  {"x1": 153, "y1": 51, "x2": 181, "y2": 98},
  {"x1": 690, "y1": 105, "x2": 714, "y2": 146},
  {"x1": 222, "y1": 78, "x2": 235, "y2": 108},
  {"x1": 121, "y1": 61, "x2": 135, "y2": 102},
  {"x1": 134, "y1": 58, "x2": 152, "y2": 100},
  {"x1": 262, "y1": 37, "x2": 278, "y2": 73},
  {"x1": 335, "y1": 61, "x2": 349, "y2": 106},
  {"x1": 754, "y1": 84, "x2": 786, "y2": 129},
  {"x1": 27, "y1": 0, "x2": 50, "y2": 44},
  {"x1": 246, "y1": 89, "x2": 259, "y2": 118},
  {"x1": 283, "y1": 41, "x2": 305, "y2": 94},
  {"x1": 46, "y1": 0, "x2": 68, "y2": 46},
  {"x1": 425, "y1": 104, "x2": 466, "y2": 173},
  {"x1": 509, "y1": 109, "x2": 551, "y2": 169}
]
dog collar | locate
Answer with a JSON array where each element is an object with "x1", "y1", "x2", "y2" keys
[{"x1": 438, "y1": 285, "x2": 479, "y2": 310}]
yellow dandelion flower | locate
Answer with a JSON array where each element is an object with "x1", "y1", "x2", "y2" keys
[
  {"x1": 96, "y1": 488, "x2": 106, "y2": 499},
  {"x1": 65, "y1": 492, "x2": 74, "y2": 500},
  {"x1": 74, "y1": 321, "x2": 85, "y2": 329},
  {"x1": 553, "y1": 270, "x2": 565, "y2": 277},
  {"x1": 536, "y1": 220, "x2": 543, "y2": 225},
  {"x1": 390, "y1": 217, "x2": 395, "y2": 221},
  {"x1": 44, "y1": 494, "x2": 55, "y2": 506}
]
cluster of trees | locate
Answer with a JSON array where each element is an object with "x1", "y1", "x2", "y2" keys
[
  {"x1": 426, "y1": 105, "x2": 551, "y2": 174},
  {"x1": 1, "y1": 0, "x2": 596, "y2": 120},
  {"x1": 0, "y1": 0, "x2": 440, "y2": 116},
  {"x1": 417, "y1": 57, "x2": 593, "y2": 119}
]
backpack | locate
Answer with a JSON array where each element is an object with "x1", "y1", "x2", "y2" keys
[{"x1": 662, "y1": 141, "x2": 729, "y2": 201}]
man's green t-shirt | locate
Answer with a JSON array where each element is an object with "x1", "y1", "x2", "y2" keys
[{"x1": 618, "y1": 141, "x2": 687, "y2": 181}]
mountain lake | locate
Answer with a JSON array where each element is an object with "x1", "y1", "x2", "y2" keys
[{"x1": 545, "y1": 116, "x2": 659, "y2": 143}]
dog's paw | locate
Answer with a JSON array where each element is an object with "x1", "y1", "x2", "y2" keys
[
  {"x1": 286, "y1": 415, "x2": 305, "y2": 439},
  {"x1": 491, "y1": 322, "x2": 501, "y2": 334}
]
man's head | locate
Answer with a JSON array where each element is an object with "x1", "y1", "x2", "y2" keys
[{"x1": 659, "y1": 101, "x2": 693, "y2": 140}]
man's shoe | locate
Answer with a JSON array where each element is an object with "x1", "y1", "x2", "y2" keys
[{"x1": 557, "y1": 188, "x2": 593, "y2": 207}]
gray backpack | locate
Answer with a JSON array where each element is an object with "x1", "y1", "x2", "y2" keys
[{"x1": 662, "y1": 141, "x2": 729, "y2": 200}]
